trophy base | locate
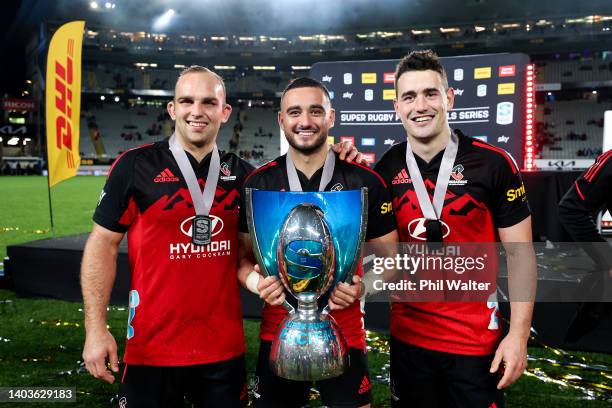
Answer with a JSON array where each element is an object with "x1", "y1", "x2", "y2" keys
[{"x1": 270, "y1": 312, "x2": 348, "y2": 381}]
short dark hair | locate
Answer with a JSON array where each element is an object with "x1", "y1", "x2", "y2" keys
[
  {"x1": 175, "y1": 65, "x2": 226, "y2": 101},
  {"x1": 394, "y1": 50, "x2": 448, "y2": 92},
  {"x1": 281, "y1": 77, "x2": 332, "y2": 105}
]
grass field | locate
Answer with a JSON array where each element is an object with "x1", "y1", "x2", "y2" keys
[
  {"x1": 0, "y1": 176, "x2": 105, "y2": 261},
  {"x1": 1, "y1": 176, "x2": 611, "y2": 407}
]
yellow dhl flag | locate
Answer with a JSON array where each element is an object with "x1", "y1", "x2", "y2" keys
[{"x1": 46, "y1": 21, "x2": 85, "y2": 187}]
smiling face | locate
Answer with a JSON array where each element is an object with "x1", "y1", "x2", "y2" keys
[
  {"x1": 278, "y1": 86, "x2": 335, "y2": 155},
  {"x1": 393, "y1": 69, "x2": 454, "y2": 144},
  {"x1": 167, "y1": 71, "x2": 232, "y2": 151}
]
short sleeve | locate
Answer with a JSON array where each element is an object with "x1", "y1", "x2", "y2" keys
[
  {"x1": 364, "y1": 170, "x2": 397, "y2": 240},
  {"x1": 490, "y1": 153, "x2": 531, "y2": 228},
  {"x1": 92, "y1": 152, "x2": 137, "y2": 232}
]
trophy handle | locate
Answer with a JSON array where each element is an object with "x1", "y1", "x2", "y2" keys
[
  {"x1": 343, "y1": 187, "x2": 369, "y2": 285},
  {"x1": 320, "y1": 187, "x2": 369, "y2": 317},
  {"x1": 245, "y1": 188, "x2": 295, "y2": 314}
]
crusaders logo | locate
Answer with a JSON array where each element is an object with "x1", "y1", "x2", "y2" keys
[
  {"x1": 449, "y1": 164, "x2": 468, "y2": 185},
  {"x1": 450, "y1": 164, "x2": 464, "y2": 181}
]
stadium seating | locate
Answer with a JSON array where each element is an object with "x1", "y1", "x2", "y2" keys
[
  {"x1": 536, "y1": 99, "x2": 608, "y2": 159},
  {"x1": 537, "y1": 59, "x2": 612, "y2": 83},
  {"x1": 79, "y1": 102, "x2": 281, "y2": 165}
]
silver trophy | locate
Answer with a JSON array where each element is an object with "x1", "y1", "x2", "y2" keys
[{"x1": 246, "y1": 189, "x2": 367, "y2": 381}]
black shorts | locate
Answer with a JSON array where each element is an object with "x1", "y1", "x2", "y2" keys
[
  {"x1": 390, "y1": 337, "x2": 504, "y2": 408},
  {"x1": 253, "y1": 340, "x2": 372, "y2": 408},
  {"x1": 118, "y1": 354, "x2": 247, "y2": 408}
]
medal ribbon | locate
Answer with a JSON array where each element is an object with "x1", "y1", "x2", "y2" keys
[
  {"x1": 168, "y1": 133, "x2": 220, "y2": 217},
  {"x1": 286, "y1": 148, "x2": 335, "y2": 192},
  {"x1": 404, "y1": 130, "x2": 459, "y2": 221}
]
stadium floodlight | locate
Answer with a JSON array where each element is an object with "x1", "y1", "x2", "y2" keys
[
  {"x1": 153, "y1": 9, "x2": 175, "y2": 31},
  {"x1": 100, "y1": 95, "x2": 105, "y2": 101},
  {"x1": 90, "y1": 1, "x2": 98, "y2": 9},
  {"x1": 114, "y1": 96, "x2": 120, "y2": 102},
  {"x1": 105, "y1": 2, "x2": 111, "y2": 8}
]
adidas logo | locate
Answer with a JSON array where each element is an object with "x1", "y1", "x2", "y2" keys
[
  {"x1": 154, "y1": 168, "x2": 179, "y2": 183},
  {"x1": 358, "y1": 375, "x2": 372, "y2": 395},
  {"x1": 392, "y1": 169, "x2": 411, "y2": 185}
]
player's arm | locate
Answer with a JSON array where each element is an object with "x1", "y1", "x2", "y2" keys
[
  {"x1": 81, "y1": 223, "x2": 125, "y2": 384},
  {"x1": 328, "y1": 229, "x2": 399, "y2": 310},
  {"x1": 490, "y1": 216, "x2": 536, "y2": 389},
  {"x1": 237, "y1": 232, "x2": 286, "y2": 306}
]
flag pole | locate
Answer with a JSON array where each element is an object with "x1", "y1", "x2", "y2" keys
[{"x1": 39, "y1": 21, "x2": 54, "y2": 232}]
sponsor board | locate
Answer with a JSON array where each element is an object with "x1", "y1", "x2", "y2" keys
[
  {"x1": 498, "y1": 65, "x2": 516, "y2": 77},
  {"x1": 474, "y1": 67, "x2": 491, "y2": 79},
  {"x1": 362, "y1": 73, "x2": 377, "y2": 84},
  {"x1": 497, "y1": 83, "x2": 515, "y2": 95},
  {"x1": 454, "y1": 68, "x2": 464, "y2": 81},
  {"x1": 496, "y1": 102, "x2": 514, "y2": 125},
  {"x1": 361, "y1": 137, "x2": 376, "y2": 146},
  {"x1": 383, "y1": 72, "x2": 395, "y2": 83}
]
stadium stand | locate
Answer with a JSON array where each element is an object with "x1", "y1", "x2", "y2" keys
[{"x1": 536, "y1": 98, "x2": 608, "y2": 159}]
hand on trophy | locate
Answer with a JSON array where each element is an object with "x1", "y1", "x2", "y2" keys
[
  {"x1": 255, "y1": 264, "x2": 287, "y2": 306},
  {"x1": 328, "y1": 275, "x2": 365, "y2": 311},
  {"x1": 330, "y1": 141, "x2": 367, "y2": 165}
]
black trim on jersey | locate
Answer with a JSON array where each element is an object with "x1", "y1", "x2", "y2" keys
[
  {"x1": 238, "y1": 152, "x2": 397, "y2": 240},
  {"x1": 93, "y1": 139, "x2": 255, "y2": 233}
]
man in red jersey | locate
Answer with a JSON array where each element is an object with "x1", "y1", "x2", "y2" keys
[
  {"x1": 81, "y1": 66, "x2": 254, "y2": 407},
  {"x1": 237, "y1": 77, "x2": 398, "y2": 408},
  {"x1": 558, "y1": 151, "x2": 612, "y2": 340},
  {"x1": 374, "y1": 50, "x2": 536, "y2": 408}
]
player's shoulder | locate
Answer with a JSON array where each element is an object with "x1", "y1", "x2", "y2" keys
[
  {"x1": 243, "y1": 155, "x2": 284, "y2": 187},
  {"x1": 108, "y1": 141, "x2": 159, "y2": 177},
  {"x1": 376, "y1": 141, "x2": 406, "y2": 167},
  {"x1": 582, "y1": 149, "x2": 612, "y2": 183},
  {"x1": 337, "y1": 153, "x2": 389, "y2": 188},
  {"x1": 461, "y1": 131, "x2": 520, "y2": 174},
  {"x1": 220, "y1": 151, "x2": 256, "y2": 177}
]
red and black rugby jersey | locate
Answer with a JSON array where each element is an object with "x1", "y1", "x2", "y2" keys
[
  {"x1": 238, "y1": 152, "x2": 397, "y2": 350},
  {"x1": 374, "y1": 130, "x2": 530, "y2": 355},
  {"x1": 558, "y1": 150, "x2": 612, "y2": 269},
  {"x1": 559, "y1": 150, "x2": 612, "y2": 243},
  {"x1": 93, "y1": 139, "x2": 254, "y2": 365}
]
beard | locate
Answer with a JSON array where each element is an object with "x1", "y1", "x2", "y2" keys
[{"x1": 285, "y1": 127, "x2": 328, "y2": 155}]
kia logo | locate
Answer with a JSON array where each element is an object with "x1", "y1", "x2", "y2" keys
[
  {"x1": 180, "y1": 215, "x2": 224, "y2": 238},
  {"x1": 407, "y1": 218, "x2": 450, "y2": 241}
]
